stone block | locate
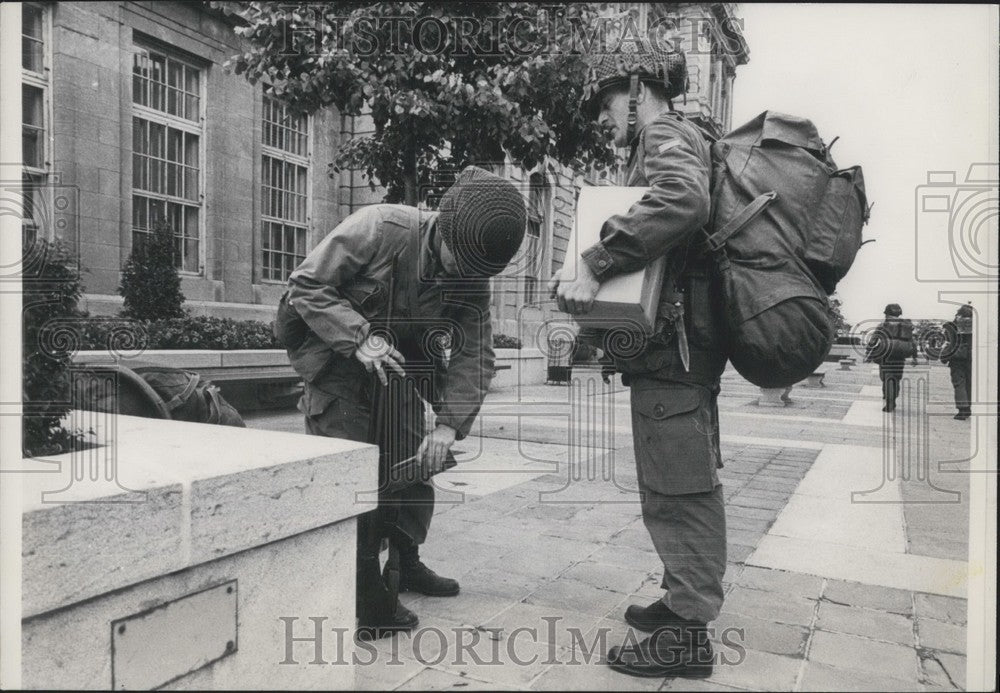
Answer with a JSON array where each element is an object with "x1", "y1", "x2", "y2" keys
[
  {"x1": 220, "y1": 350, "x2": 291, "y2": 368},
  {"x1": 23, "y1": 520, "x2": 358, "y2": 689},
  {"x1": 395, "y1": 667, "x2": 518, "y2": 691},
  {"x1": 22, "y1": 481, "x2": 184, "y2": 618},
  {"x1": 524, "y1": 578, "x2": 629, "y2": 618},
  {"x1": 913, "y1": 593, "x2": 966, "y2": 625},
  {"x1": 799, "y1": 662, "x2": 924, "y2": 692},
  {"x1": 705, "y1": 647, "x2": 801, "y2": 691},
  {"x1": 76, "y1": 349, "x2": 224, "y2": 369},
  {"x1": 729, "y1": 494, "x2": 786, "y2": 511},
  {"x1": 920, "y1": 651, "x2": 966, "y2": 690},
  {"x1": 734, "y1": 566, "x2": 824, "y2": 600},
  {"x1": 482, "y1": 603, "x2": 602, "y2": 646},
  {"x1": 815, "y1": 601, "x2": 915, "y2": 646},
  {"x1": 712, "y1": 612, "x2": 808, "y2": 657},
  {"x1": 917, "y1": 618, "x2": 966, "y2": 654},
  {"x1": 723, "y1": 586, "x2": 816, "y2": 627},
  {"x1": 559, "y1": 561, "x2": 650, "y2": 595},
  {"x1": 823, "y1": 579, "x2": 913, "y2": 615},
  {"x1": 22, "y1": 413, "x2": 377, "y2": 621},
  {"x1": 808, "y1": 630, "x2": 920, "y2": 680},
  {"x1": 188, "y1": 437, "x2": 376, "y2": 564}
]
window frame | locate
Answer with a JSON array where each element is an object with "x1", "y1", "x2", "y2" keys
[
  {"x1": 129, "y1": 41, "x2": 206, "y2": 276},
  {"x1": 21, "y1": 2, "x2": 51, "y2": 243},
  {"x1": 521, "y1": 171, "x2": 551, "y2": 307},
  {"x1": 259, "y1": 94, "x2": 312, "y2": 284}
]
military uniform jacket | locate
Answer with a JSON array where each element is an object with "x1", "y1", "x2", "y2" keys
[
  {"x1": 580, "y1": 111, "x2": 727, "y2": 495},
  {"x1": 280, "y1": 204, "x2": 495, "y2": 441},
  {"x1": 581, "y1": 110, "x2": 727, "y2": 387}
]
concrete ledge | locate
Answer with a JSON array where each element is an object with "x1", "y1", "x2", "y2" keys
[
  {"x1": 83, "y1": 294, "x2": 278, "y2": 322},
  {"x1": 22, "y1": 413, "x2": 377, "y2": 618}
]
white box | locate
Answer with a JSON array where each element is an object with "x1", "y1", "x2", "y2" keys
[{"x1": 567, "y1": 186, "x2": 665, "y2": 333}]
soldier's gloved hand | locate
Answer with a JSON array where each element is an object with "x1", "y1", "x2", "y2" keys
[
  {"x1": 354, "y1": 333, "x2": 406, "y2": 386},
  {"x1": 548, "y1": 260, "x2": 600, "y2": 315},
  {"x1": 417, "y1": 424, "x2": 457, "y2": 474}
]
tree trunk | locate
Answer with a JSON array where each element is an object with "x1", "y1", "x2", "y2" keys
[{"x1": 403, "y1": 136, "x2": 418, "y2": 206}]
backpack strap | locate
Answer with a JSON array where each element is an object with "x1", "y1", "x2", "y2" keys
[
  {"x1": 160, "y1": 371, "x2": 201, "y2": 413},
  {"x1": 705, "y1": 191, "x2": 777, "y2": 252}
]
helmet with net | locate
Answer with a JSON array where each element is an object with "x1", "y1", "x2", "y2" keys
[{"x1": 581, "y1": 38, "x2": 688, "y2": 141}]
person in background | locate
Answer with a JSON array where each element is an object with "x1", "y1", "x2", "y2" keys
[
  {"x1": 868, "y1": 303, "x2": 917, "y2": 413},
  {"x1": 941, "y1": 304, "x2": 973, "y2": 420}
]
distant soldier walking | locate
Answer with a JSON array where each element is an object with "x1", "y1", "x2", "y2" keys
[
  {"x1": 941, "y1": 304, "x2": 973, "y2": 420},
  {"x1": 868, "y1": 303, "x2": 917, "y2": 412}
]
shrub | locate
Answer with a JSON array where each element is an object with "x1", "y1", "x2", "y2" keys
[
  {"x1": 80, "y1": 315, "x2": 281, "y2": 351},
  {"x1": 492, "y1": 333, "x2": 522, "y2": 349},
  {"x1": 79, "y1": 317, "x2": 519, "y2": 352},
  {"x1": 119, "y1": 219, "x2": 186, "y2": 321},
  {"x1": 22, "y1": 239, "x2": 85, "y2": 456}
]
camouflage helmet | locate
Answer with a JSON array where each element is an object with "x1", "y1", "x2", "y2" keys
[
  {"x1": 956, "y1": 304, "x2": 973, "y2": 318},
  {"x1": 884, "y1": 303, "x2": 903, "y2": 317},
  {"x1": 581, "y1": 38, "x2": 688, "y2": 118}
]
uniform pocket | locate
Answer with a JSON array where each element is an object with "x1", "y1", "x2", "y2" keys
[
  {"x1": 342, "y1": 277, "x2": 388, "y2": 320},
  {"x1": 630, "y1": 383, "x2": 719, "y2": 495},
  {"x1": 300, "y1": 385, "x2": 371, "y2": 442}
]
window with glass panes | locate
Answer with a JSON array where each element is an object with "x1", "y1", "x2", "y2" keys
[
  {"x1": 260, "y1": 96, "x2": 310, "y2": 282},
  {"x1": 522, "y1": 174, "x2": 548, "y2": 305},
  {"x1": 22, "y1": 3, "x2": 48, "y2": 243},
  {"x1": 131, "y1": 44, "x2": 203, "y2": 273}
]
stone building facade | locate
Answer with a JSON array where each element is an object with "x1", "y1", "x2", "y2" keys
[{"x1": 20, "y1": 1, "x2": 748, "y2": 344}]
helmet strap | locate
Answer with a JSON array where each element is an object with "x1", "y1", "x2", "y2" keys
[{"x1": 626, "y1": 74, "x2": 639, "y2": 144}]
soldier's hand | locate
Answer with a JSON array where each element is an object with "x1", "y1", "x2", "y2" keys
[
  {"x1": 551, "y1": 261, "x2": 600, "y2": 315},
  {"x1": 417, "y1": 424, "x2": 457, "y2": 474},
  {"x1": 354, "y1": 333, "x2": 406, "y2": 386}
]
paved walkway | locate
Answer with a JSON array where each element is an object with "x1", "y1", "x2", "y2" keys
[{"x1": 245, "y1": 362, "x2": 975, "y2": 691}]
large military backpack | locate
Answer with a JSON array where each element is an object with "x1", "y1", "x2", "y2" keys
[
  {"x1": 866, "y1": 319, "x2": 916, "y2": 364},
  {"x1": 704, "y1": 111, "x2": 870, "y2": 388},
  {"x1": 74, "y1": 362, "x2": 246, "y2": 427}
]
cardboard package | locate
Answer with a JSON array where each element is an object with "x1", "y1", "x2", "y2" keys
[{"x1": 566, "y1": 186, "x2": 664, "y2": 333}]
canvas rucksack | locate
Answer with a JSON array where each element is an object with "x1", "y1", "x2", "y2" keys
[
  {"x1": 866, "y1": 318, "x2": 916, "y2": 364},
  {"x1": 704, "y1": 111, "x2": 870, "y2": 388},
  {"x1": 75, "y1": 362, "x2": 246, "y2": 427},
  {"x1": 133, "y1": 366, "x2": 246, "y2": 426}
]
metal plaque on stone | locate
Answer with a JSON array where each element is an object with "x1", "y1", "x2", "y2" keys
[{"x1": 111, "y1": 580, "x2": 238, "y2": 689}]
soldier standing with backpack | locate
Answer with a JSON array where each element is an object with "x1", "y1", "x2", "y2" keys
[
  {"x1": 867, "y1": 303, "x2": 918, "y2": 413},
  {"x1": 550, "y1": 41, "x2": 726, "y2": 679},
  {"x1": 275, "y1": 167, "x2": 526, "y2": 639},
  {"x1": 941, "y1": 304, "x2": 973, "y2": 420}
]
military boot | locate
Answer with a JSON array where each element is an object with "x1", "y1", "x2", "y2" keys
[
  {"x1": 391, "y1": 543, "x2": 460, "y2": 597},
  {"x1": 607, "y1": 625, "x2": 714, "y2": 678},
  {"x1": 624, "y1": 600, "x2": 700, "y2": 632},
  {"x1": 356, "y1": 555, "x2": 419, "y2": 640}
]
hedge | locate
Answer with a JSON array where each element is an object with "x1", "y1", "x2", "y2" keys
[{"x1": 80, "y1": 316, "x2": 523, "y2": 351}]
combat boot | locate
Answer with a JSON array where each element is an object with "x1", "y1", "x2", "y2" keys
[
  {"x1": 356, "y1": 554, "x2": 419, "y2": 640},
  {"x1": 624, "y1": 600, "x2": 700, "y2": 632},
  {"x1": 607, "y1": 625, "x2": 714, "y2": 678},
  {"x1": 391, "y1": 544, "x2": 460, "y2": 597}
]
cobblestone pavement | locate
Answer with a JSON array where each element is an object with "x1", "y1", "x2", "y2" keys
[{"x1": 245, "y1": 362, "x2": 979, "y2": 691}]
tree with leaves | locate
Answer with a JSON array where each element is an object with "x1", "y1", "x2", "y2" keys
[
  {"x1": 217, "y1": 2, "x2": 619, "y2": 204},
  {"x1": 827, "y1": 294, "x2": 849, "y2": 338},
  {"x1": 119, "y1": 220, "x2": 186, "y2": 321}
]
